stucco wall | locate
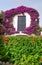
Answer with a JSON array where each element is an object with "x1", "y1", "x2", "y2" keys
[{"x1": 13, "y1": 12, "x2": 31, "y2": 32}]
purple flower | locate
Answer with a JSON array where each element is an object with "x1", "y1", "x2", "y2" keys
[{"x1": 3, "y1": 6, "x2": 39, "y2": 35}]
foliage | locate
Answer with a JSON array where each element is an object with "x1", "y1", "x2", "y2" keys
[
  {"x1": 0, "y1": 35, "x2": 42, "y2": 65},
  {"x1": 40, "y1": 27, "x2": 42, "y2": 31},
  {"x1": 0, "y1": 11, "x2": 3, "y2": 24}
]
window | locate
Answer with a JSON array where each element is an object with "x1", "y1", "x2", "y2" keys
[{"x1": 17, "y1": 16, "x2": 26, "y2": 31}]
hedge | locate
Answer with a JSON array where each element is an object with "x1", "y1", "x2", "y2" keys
[{"x1": 0, "y1": 35, "x2": 42, "y2": 65}]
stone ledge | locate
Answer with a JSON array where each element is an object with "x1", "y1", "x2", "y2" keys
[{"x1": 0, "y1": 61, "x2": 13, "y2": 65}]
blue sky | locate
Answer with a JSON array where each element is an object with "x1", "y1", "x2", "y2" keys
[{"x1": 0, "y1": 0, "x2": 42, "y2": 27}]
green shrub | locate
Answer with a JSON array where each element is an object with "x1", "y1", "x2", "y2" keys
[{"x1": 0, "y1": 35, "x2": 42, "y2": 65}]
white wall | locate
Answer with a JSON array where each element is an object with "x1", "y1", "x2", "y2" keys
[
  {"x1": 41, "y1": 31, "x2": 42, "y2": 35},
  {"x1": 13, "y1": 12, "x2": 31, "y2": 32}
]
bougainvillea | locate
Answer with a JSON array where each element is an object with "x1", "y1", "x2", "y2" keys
[{"x1": 3, "y1": 6, "x2": 39, "y2": 35}]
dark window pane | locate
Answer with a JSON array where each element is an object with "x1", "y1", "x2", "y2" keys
[{"x1": 17, "y1": 16, "x2": 26, "y2": 31}]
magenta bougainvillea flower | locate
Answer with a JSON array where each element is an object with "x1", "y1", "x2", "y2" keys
[{"x1": 3, "y1": 6, "x2": 39, "y2": 35}]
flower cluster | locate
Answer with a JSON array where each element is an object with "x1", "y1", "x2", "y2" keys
[
  {"x1": 2, "y1": 37, "x2": 8, "y2": 42},
  {"x1": 32, "y1": 37, "x2": 35, "y2": 41},
  {"x1": 3, "y1": 6, "x2": 39, "y2": 35},
  {"x1": 4, "y1": 6, "x2": 39, "y2": 18}
]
